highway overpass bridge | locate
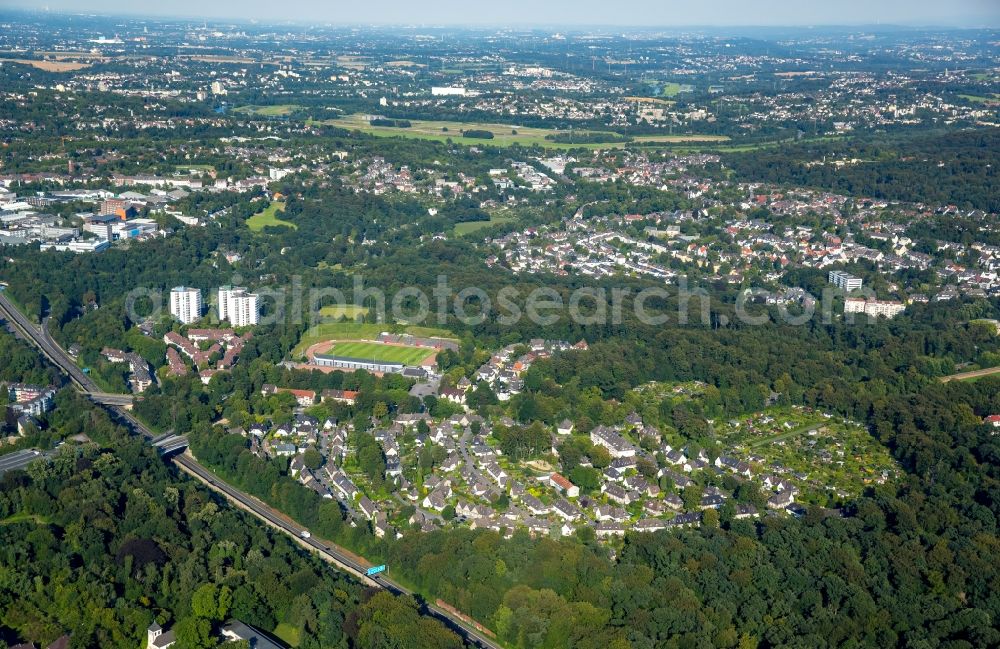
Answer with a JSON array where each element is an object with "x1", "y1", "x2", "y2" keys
[
  {"x1": 86, "y1": 392, "x2": 135, "y2": 406},
  {"x1": 151, "y1": 434, "x2": 189, "y2": 454}
]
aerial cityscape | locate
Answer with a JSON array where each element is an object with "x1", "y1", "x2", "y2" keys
[{"x1": 0, "y1": 2, "x2": 999, "y2": 648}]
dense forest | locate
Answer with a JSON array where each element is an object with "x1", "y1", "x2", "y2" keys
[
  {"x1": 0, "y1": 327, "x2": 61, "y2": 388},
  {"x1": 721, "y1": 130, "x2": 1000, "y2": 211},
  {"x1": 0, "y1": 346, "x2": 462, "y2": 648}
]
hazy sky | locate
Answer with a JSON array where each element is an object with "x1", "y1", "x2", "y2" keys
[{"x1": 5, "y1": 0, "x2": 1000, "y2": 27}]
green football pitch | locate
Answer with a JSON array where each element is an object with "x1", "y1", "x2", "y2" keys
[{"x1": 323, "y1": 341, "x2": 432, "y2": 365}]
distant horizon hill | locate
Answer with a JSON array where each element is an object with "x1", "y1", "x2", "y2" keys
[{"x1": 1, "y1": 7, "x2": 996, "y2": 32}]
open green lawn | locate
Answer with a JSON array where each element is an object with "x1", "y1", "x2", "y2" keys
[
  {"x1": 397, "y1": 325, "x2": 455, "y2": 339},
  {"x1": 320, "y1": 114, "x2": 729, "y2": 149},
  {"x1": 175, "y1": 164, "x2": 216, "y2": 172},
  {"x1": 454, "y1": 213, "x2": 516, "y2": 236},
  {"x1": 318, "y1": 304, "x2": 369, "y2": 319},
  {"x1": 292, "y1": 322, "x2": 454, "y2": 357},
  {"x1": 633, "y1": 134, "x2": 729, "y2": 144},
  {"x1": 959, "y1": 94, "x2": 1000, "y2": 104},
  {"x1": 668, "y1": 133, "x2": 848, "y2": 154},
  {"x1": 233, "y1": 104, "x2": 303, "y2": 116},
  {"x1": 970, "y1": 318, "x2": 1000, "y2": 330},
  {"x1": 296, "y1": 323, "x2": 385, "y2": 354},
  {"x1": 660, "y1": 82, "x2": 684, "y2": 97},
  {"x1": 322, "y1": 341, "x2": 432, "y2": 365},
  {"x1": 247, "y1": 201, "x2": 297, "y2": 231},
  {"x1": 273, "y1": 623, "x2": 302, "y2": 647},
  {"x1": 1, "y1": 512, "x2": 50, "y2": 526}
]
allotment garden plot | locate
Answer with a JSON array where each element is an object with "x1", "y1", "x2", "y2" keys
[{"x1": 716, "y1": 406, "x2": 899, "y2": 503}]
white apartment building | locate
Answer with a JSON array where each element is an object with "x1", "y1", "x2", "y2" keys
[
  {"x1": 431, "y1": 86, "x2": 467, "y2": 96},
  {"x1": 589, "y1": 426, "x2": 636, "y2": 459},
  {"x1": 217, "y1": 285, "x2": 240, "y2": 322},
  {"x1": 169, "y1": 286, "x2": 202, "y2": 324},
  {"x1": 218, "y1": 286, "x2": 259, "y2": 326},
  {"x1": 845, "y1": 298, "x2": 905, "y2": 318},
  {"x1": 829, "y1": 270, "x2": 863, "y2": 291}
]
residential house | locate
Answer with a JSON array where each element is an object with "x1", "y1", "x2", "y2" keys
[
  {"x1": 590, "y1": 426, "x2": 636, "y2": 458},
  {"x1": 633, "y1": 518, "x2": 667, "y2": 533},
  {"x1": 522, "y1": 495, "x2": 550, "y2": 516},
  {"x1": 549, "y1": 472, "x2": 579, "y2": 498},
  {"x1": 767, "y1": 490, "x2": 795, "y2": 509},
  {"x1": 602, "y1": 483, "x2": 631, "y2": 505},
  {"x1": 553, "y1": 499, "x2": 582, "y2": 521},
  {"x1": 594, "y1": 522, "x2": 626, "y2": 538}
]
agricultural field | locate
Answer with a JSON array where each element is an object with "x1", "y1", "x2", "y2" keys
[
  {"x1": 633, "y1": 134, "x2": 729, "y2": 144},
  {"x1": 321, "y1": 341, "x2": 433, "y2": 365},
  {"x1": 968, "y1": 71, "x2": 1000, "y2": 84},
  {"x1": 958, "y1": 93, "x2": 1000, "y2": 105},
  {"x1": 0, "y1": 57, "x2": 91, "y2": 71},
  {"x1": 233, "y1": 104, "x2": 303, "y2": 116},
  {"x1": 625, "y1": 96, "x2": 676, "y2": 106},
  {"x1": 335, "y1": 55, "x2": 369, "y2": 70},
  {"x1": 179, "y1": 54, "x2": 261, "y2": 64},
  {"x1": 716, "y1": 407, "x2": 899, "y2": 502},
  {"x1": 323, "y1": 114, "x2": 728, "y2": 149},
  {"x1": 19, "y1": 50, "x2": 111, "y2": 61},
  {"x1": 247, "y1": 201, "x2": 296, "y2": 231}
]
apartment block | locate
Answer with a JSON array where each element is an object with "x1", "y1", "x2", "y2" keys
[
  {"x1": 169, "y1": 286, "x2": 202, "y2": 324},
  {"x1": 218, "y1": 285, "x2": 259, "y2": 327}
]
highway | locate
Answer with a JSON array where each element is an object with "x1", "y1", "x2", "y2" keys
[
  {"x1": 0, "y1": 448, "x2": 47, "y2": 477},
  {"x1": 86, "y1": 392, "x2": 135, "y2": 406},
  {"x1": 175, "y1": 454, "x2": 501, "y2": 647},
  {"x1": 0, "y1": 295, "x2": 93, "y2": 391},
  {"x1": 0, "y1": 293, "x2": 502, "y2": 649}
]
